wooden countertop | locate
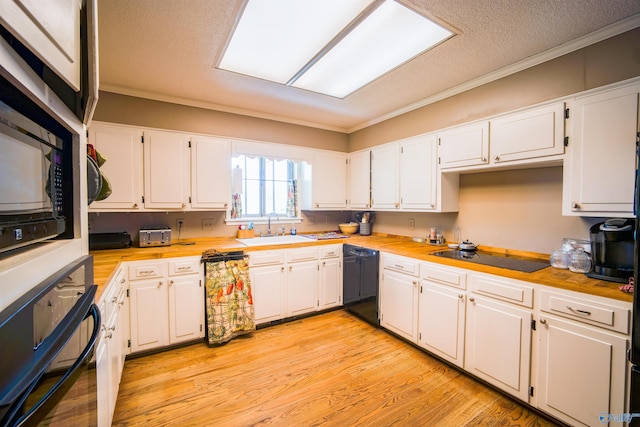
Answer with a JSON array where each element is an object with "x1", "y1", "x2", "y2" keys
[{"x1": 91, "y1": 234, "x2": 633, "y2": 304}]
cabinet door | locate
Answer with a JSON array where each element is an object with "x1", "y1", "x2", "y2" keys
[
  {"x1": 250, "y1": 265, "x2": 286, "y2": 324},
  {"x1": 490, "y1": 102, "x2": 565, "y2": 164},
  {"x1": 537, "y1": 315, "x2": 627, "y2": 427},
  {"x1": 371, "y1": 144, "x2": 400, "y2": 209},
  {"x1": 380, "y1": 269, "x2": 419, "y2": 343},
  {"x1": 465, "y1": 294, "x2": 531, "y2": 402},
  {"x1": 348, "y1": 150, "x2": 371, "y2": 209},
  {"x1": 143, "y1": 130, "x2": 191, "y2": 209},
  {"x1": 168, "y1": 274, "x2": 204, "y2": 344},
  {"x1": 0, "y1": 0, "x2": 82, "y2": 90},
  {"x1": 95, "y1": 328, "x2": 111, "y2": 427},
  {"x1": 319, "y1": 257, "x2": 342, "y2": 310},
  {"x1": 88, "y1": 123, "x2": 144, "y2": 210},
  {"x1": 190, "y1": 136, "x2": 231, "y2": 209},
  {"x1": 286, "y1": 261, "x2": 317, "y2": 317},
  {"x1": 565, "y1": 84, "x2": 639, "y2": 216},
  {"x1": 312, "y1": 152, "x2": 348, "y2": 209},
  {"x1": 438, "y1": 121, "x2": 489, "y2": 169},
  {"x1": 129, "y1": 278, "x2": 170, "y2": 352},
  {"x1": 400, "y1": 134, "x2": 437, "y2": 210},
  {"x1": 418, "y1": 282, "x2": 466, "y2": 368}
]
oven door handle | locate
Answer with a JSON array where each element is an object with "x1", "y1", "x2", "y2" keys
[{"x1": 12, "y1": 303, "x2": 101, "y2": 427}]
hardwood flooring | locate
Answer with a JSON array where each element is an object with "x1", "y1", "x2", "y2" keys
[{"x1": 113, "y1": 310, "x2": 559, "y2": 426}]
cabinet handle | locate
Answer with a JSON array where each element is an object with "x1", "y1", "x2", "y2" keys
[
  {"x1": 108, "y1": 325, "x2": 116, "y2": 331},
  {"x1": 394, "y1": 264, "x2": 404, "y2": 269},
  {"x1": 139, "y1": 270, "x2": 154, "y2": 275},
  {"x1": 469, "y1": 297, "x2": 475, "y2": 302},
  {"x1": 567, "y1": 306, "x2": 591, "y2": 316},
  {"x1": 106, "y1": 332, "x2": 112, "y2": 339},
  {"x1": 111, "y1": 297, "x2": 118, "y2": 303},
  {"x1": 540, "y1": 318, "x2": 547, "y2": 324},
  {"x1": 177, "y1": 266, "x2": 192, "y2": 271}
]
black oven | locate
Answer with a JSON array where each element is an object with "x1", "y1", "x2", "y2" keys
[
  {"x1": 0, "y1": 256, "x2": 100, "y2": 426},
  {"x1": 0, "y1": 73, "x2": 75, "y2": 254}
]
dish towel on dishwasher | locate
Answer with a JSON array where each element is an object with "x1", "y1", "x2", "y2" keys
[{"x1": 203, "y1": 256, "x2": 255, "y2": 345}]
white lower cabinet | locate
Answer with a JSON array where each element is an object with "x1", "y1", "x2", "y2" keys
[
  {"x1": 249, "y1": 245, "x2": 342, "y2": 325},
  {"x1": 418, "y1": 262, "x2": 467, "y2": 368},
  {"x1": 380, "y1": 253, "x2": 419, "y2": 343},
  {"x1": 318, "y1": 245, "x2": 343, "y2": 310},
  {"x1": 465, "y1": 274, "x2": 533, "y2": 402},
  {"x1": 536, "y1": 290, "x2": 630, "y2": 427},
  {"x1": 128, "y1": 257, "x2": 204, "y2": 353},
  {"x1": 96, "y1": 265, "x2": 128, "y2": 427}
]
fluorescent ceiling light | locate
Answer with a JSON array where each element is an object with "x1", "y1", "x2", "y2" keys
[{"x1": 218, "y1": 0, "x2": 453, "y2": 98}]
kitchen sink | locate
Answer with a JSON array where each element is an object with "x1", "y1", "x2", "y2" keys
[{"x1": 236, "y1": 234, "x2": 315, "y2": 246}]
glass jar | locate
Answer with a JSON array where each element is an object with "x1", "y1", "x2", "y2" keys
[
  {"x1": 549, "y1": 248, "x2": 569, "y2": 269},
  {"x1": 568, "y1": 248, "x2": 592, "y2": 273}
]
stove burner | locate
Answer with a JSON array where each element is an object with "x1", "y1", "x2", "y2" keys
[{"x1": 431, "y1": 250, "x2": 549, "y2": 273}]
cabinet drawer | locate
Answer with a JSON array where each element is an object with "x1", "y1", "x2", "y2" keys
[
  {"x1": 286, "y1": 247, "x2": 318, "y2": 263},
  {"x1": 421, "y1": 263, "x2": 466, "y2": 290},
  {"x1": 383, "y1": 254, "x2": 419, "y2": 276},
  {"x1": 319, "y1": 245, "x2": 341, "y2": 259},
  {"x1": 470, "y1": 275, "x2": 533, "y2": 308},
  {"x1": 248, "y1": 251, "x2": 285, "y2": 267},
  {"x1": 128, "y1": 261, "x2": 165, "y2": 280},
  {"x1": 540, "y1": 290, "x2": 630, "y2": 334},
  {"x1": 168, "y1": 258, "x2": 200, "y2": 276}
]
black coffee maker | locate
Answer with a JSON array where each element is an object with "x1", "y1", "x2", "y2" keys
[{"x1": 586, "y1": 218, "x2": 635, "y2": 283}]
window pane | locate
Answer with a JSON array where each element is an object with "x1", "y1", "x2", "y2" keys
[
  {"x1": 274, "y1": 181, "x2": 288, "y2": 214},
  {"x1": 245, "y1": 156, "x2": 260, "y2": 180},
  {"x1": 245, "y1": 180, "x2": 260, "y2": 215}
]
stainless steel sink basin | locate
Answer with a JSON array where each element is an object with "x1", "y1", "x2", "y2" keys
[{"x1": 236, "y1": 235, "x2": 315, "y2": 246}]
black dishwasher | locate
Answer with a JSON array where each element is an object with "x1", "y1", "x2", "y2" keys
[{"x1": 343, "y1": 244, "x2": 380, "y2": 326}]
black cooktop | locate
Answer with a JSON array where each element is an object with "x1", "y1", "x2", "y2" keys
[{"x1": 431, "y1": 250, "x2": 549, "y2": 273}]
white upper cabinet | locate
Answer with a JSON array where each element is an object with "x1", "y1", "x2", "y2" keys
[
  {"x1": 490, "y1": 102, "x2": 565, "y2": 164},
  {"x1": 399, "y1": 134, "x2": 437, "y2": 210},
  {"x1": 143, "y1": 130, "x2": 191, "y2": 209},
  {"x1": 563, "y1": 82, "x2": 639, "y2": 217},
  {"x1": 190, "y1": 136, "x2": 231, "y2": 210},
  {"x1": 348, "y1": 149, "x2": 371, "y2": 210},
  {"x1": 307, "y1": 151, "x2": 348, "y2": 210},
  {"x1": 371, "y1": 143, "x2": 401, "y2": 209},
  {"x1": 0, "y1": 0, "x2": 83, "y2": 90},
  {"x1": 88, "y1": 123, "x2": 143, "y2": 211},
  {"x1": 438, "y1": 121, "x2": 490, "y2": 170}
]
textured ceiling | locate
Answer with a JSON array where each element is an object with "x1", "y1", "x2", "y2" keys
[{"x1": 97, "y1": 0, "x2": 640, "y2": 133}]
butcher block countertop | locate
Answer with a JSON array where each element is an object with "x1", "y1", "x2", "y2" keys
[{"x1": 91, "y1": 233, "x2": 633, "y2": 304}]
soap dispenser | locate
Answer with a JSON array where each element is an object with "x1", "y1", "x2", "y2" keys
[{"x1": 290, "y1": 223, "x2": 297, "y2": 235}]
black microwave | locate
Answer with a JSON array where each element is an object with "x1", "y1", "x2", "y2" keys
[{"x1": 0, "y1": 74, "x2": 74, "y2": 253}]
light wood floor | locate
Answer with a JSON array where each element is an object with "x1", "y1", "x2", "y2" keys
[{"x1": 113, "y1": 310, "x2": 560, "y2": 427}]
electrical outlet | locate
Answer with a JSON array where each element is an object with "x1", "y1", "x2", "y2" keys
[
  {"x1": 176, "y1": 218, "x2": 185, "y2": 231},
  {"x1": 409, "y1": 218, "x2": 415, "y2": 230},
  {"x1": 202, "y1": 218, "x2": 215, "y2": 231}
]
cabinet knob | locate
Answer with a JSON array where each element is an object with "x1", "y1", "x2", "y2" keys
[
  {"x1": 469, "y1": 297, "x2": 475, "y2": 302},
  {"x1": 458, "y1": 294, "x2": 464, "y2": 299},
  {"x1": 181, "y1": 202, "x2": 187, "y2": 208},
  {"x1": 540, "y1": 318, "x2": 547, "y2": 324},
  {"x1": 111, "y1": 297, "x2": 118, "y2": 303},
  {"x1": 120, "y1": 278, "x2": 125, "y2": 284},
  {"x1": 289, "y1": 266, "x2": 293, "y2": 272},
  {"x1": 412, "y1": 281, "x2": 417, "y2": 285},
  {"x1": 133, "y1": 203, "x2": 138, "y2": 208},
  {"x1": 158, "y1": 281, "x2": 163, "y2": 287},
  {"x1": 481, "y1": 157, "x2": 487, "y2": 162},
  {"x1": 281, "y1": 267, "x2": 285, "y2": 272},
  {"x1": 571, "y1": 202, "x2": 581, "y2": 210},
  {"x1": 224, "y1": 203, "x2": 228, "y2": 207},
  {"x1": 169, "y1": 280, "x2": 174, "y2": 286},
  {"x1": 106, "y1": 332, "x2": 113, "y2": 339},
  {"x1": 494, "y1": 155, "x2": 500, "y2": 161}
]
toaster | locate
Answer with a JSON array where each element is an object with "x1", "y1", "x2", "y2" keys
[{"x1": 139, "y1": 227, "x2": 172, "y2": 247}]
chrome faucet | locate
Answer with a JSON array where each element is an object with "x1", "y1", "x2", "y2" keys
[{"x1": 267, "y1": 212, "x2": 280, "y2": 236}]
